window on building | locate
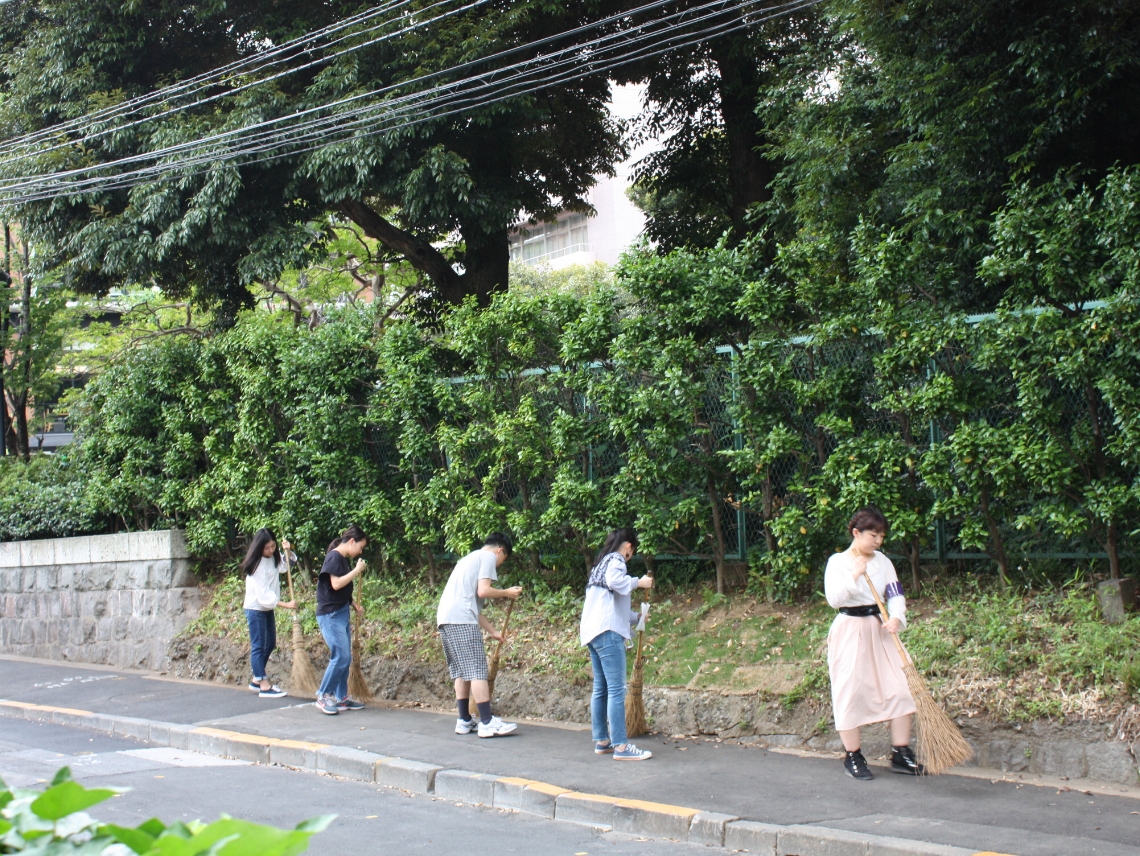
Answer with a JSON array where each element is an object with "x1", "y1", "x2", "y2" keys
[{"x1": 509, "y1": 214, "x2": 589, "y2": 265}]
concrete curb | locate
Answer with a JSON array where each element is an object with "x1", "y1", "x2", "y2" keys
[{"x1": 0, "y1": 700, "x2": 1005, "y2": 856}]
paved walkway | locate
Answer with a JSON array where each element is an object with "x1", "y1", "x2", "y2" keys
[{"x1": 1, "y1": 656, "x2": 1138, "y2": 856}]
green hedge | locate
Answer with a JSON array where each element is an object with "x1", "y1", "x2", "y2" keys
[{"x1": 5, "y1": 169, "x2": 1139, "y2": 598}]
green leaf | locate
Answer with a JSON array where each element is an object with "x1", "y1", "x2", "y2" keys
[
  {"x1": 98, "y1": 822, "x2": 157, "y2": 854},
  {"x1": 293, "y1": 815, "x2": 336, "y2": 833},
  {"x1": 50, "y1": 767, "x2": 73, "y2": 786},
  {"x1": 31, "y1": 780, "x2": 118, "y2": 820},
  {"x1": 138, "y1": 818, "x2": 168, "y2": 837}
]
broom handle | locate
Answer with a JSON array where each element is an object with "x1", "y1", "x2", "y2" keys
[
  {"x1": 633, "y1": 571, "x2": 652, "y2": 666},
  {"x1": 284, "y1": 542, "x2": 297, "y2": 603},
  {"x1": 489, "y1": 598, "x2": 515, "y2": 674},
  {"x1": 860, "y1": 566, "x2": 910, "y2": 664}
]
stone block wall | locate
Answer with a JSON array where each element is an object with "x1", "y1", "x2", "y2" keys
[{"x1": 0, "y1": 530, "x2": 201, "y2": 671}]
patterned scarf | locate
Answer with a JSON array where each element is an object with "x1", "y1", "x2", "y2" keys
[{"x1": 587, "y1": 552, "x2": 625, "y2": 591}]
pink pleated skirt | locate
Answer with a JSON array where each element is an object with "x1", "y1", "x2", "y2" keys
[{"x1": 827, "y1": 613, "x2": 916, "y2": 731}]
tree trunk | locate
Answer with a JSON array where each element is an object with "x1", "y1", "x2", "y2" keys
[
  {"x1": 907, "y1": 534, "x2": 922, "y2": 596},
  {"x1": 1084, "y1": 382, "x2": 1120, "y2": 578},
  {"x1": 1106, "y1": 520, "x2": 1121, "y2": 580},
  {"x1": 13, "y1": 255, "x2": 31, "y2": 460},
  {"x1": 707, "y1": 474, "x2": 727, "y2": 595},
  {"x1": 341, "y1": 199, "x2": 507, "y2": 305},
  {"x1": 707, "y1": 31, "x2": 777, "y2": 239},
  {"x1": 419, "y1": 545, "x2": 437, "y2": 588},
  {"x1": 761, "y1": 471, "x2": 778, "y2": 555},
  {"x1": 978, "y1": 486, "x2": 1010, "y2": 587}
]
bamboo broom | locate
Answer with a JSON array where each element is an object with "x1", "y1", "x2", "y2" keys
[
  {"x1": 862, "y1": 570, "x2": 973, "y2": 775},
  {"x1": 625, "y1": 574, "x2": 652, "y2": 739},
  {"x1": 283, "y1": 543, "x2": 318, "y2": 697},
  {"x1": 347, "y1": 563, "x2": 374, "y2": 704},
  {"x1": 486, "y1": 598, "x2": 516, "y2": 701}
]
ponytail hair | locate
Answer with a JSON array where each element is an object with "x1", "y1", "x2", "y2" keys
[
  {"x1": 240, "y1": 528, "x2": 279, "y2": 576},
  {"x1": 593, "y1": 528, "x2": 638, "y2": 565},
  {"x1": 328, "y1": 523, "x2": 369, "y2": 553}
]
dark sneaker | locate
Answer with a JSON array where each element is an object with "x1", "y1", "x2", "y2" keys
[
  {"x1": 248, "y1": 680, "x2": 262, "y2": 692},
  {"x1": 595, "y1": 740, "x2": 614, "y2": 755},
  {"x1": 844, "y1": 750, "x2": 873, "y2": 780},
  {"x1": 337, "y1": 698, "x2": 365, "y2": 711},
  {"x1": 891, "y1": 745, "x2": 925, "y2": 776},
  {"x1": 315, "y1": 695, "x2": 339, "y2": 715},
  {"x1": 613, "y1": 743, "x2": 652, "y2": 761},
  {"x1": 259, "y1": 684, "x2": 287, "y2": 698}
]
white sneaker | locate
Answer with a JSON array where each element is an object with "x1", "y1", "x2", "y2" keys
[
  {"x1": 477, "y1": 716, "x2": 518, "y2": 738},
  {"x1": 455, "y1": 717, "x2": 477, "y2": 735}
]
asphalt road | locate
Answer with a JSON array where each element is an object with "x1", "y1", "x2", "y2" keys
[
  {"x1": 0, "y1": 717, "x2": 708, "y2": 856},
  {"x1": 2, "y1": 656, "x2": 1139, "y2": 856}
]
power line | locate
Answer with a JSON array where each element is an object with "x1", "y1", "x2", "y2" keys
[
  {"x1": 0, "y1": 0, "x2": 821, "y2": 205},
  {"x1": 0, "y1": 0, "x2": 490, "y2": 165}
]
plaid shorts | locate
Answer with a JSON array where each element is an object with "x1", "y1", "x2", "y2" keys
[{"x1": 438, "y1": 623, "x2": 488, "y2": 681}]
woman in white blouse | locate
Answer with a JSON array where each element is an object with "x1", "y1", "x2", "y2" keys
[
  {"x1": 579, "y1": 528, "x2": 654, "y2": 761},
  {"x1": 825, "y1": 507, "x2": 920, "y2": 779},
  {"x1": 240, "y1": 528, "x2": 296, "y2": 698}
]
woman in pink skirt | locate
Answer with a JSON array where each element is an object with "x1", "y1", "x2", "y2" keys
[{"x1": 825, "y1": 507, "x2": 921, "y2": 779}]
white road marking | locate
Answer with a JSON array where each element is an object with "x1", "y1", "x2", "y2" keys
[{"x1": 119, "y1": 748, "x2": 250, "y2": 768}]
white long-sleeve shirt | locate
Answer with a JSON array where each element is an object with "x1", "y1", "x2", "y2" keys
[
  {"x1": 824, "y1": 550, "x2": 907, "y2": 629},
  {"x1": 579, "y1": 553, "x2": 644, "y2": 646},
  {"x1": 244, "y1": 556, "x2": 285, "y2": 611}
]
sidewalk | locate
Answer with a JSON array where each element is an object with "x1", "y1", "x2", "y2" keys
[{"x1": 2, "y1": 656, "x2": 1138, "y2": 856}]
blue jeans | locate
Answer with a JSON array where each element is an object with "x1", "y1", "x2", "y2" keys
[
  {"x1": 587, "y1": 630, "x2": 628, "y2": 747},
  {"x1": 317, "y1": 605, "x2": 352, "y2": 700},
  {"x1": 245, "y1": 608, "x2": 276, "y2": 680}
]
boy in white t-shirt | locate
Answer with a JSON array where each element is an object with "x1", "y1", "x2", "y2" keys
[{"x1": 436, "y1": 532, "x2": 522, "y2": 737}]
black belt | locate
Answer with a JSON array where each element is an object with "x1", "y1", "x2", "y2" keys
[{"x1": 839, "y1": 604, "x2": 880, "y2": 617}]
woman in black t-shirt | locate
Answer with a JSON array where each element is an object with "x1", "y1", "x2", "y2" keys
[{"x1": 314, "y1": 524, "x2": 368, "y2": 715}]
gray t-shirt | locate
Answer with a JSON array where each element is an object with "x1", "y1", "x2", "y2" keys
[{"x1": 436, "y1": 549, "x2": 498, "y2": 626}]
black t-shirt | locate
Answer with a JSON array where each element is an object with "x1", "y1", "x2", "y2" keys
[{"x1": 316, "y1": 550, "x2": 353, "y2": 615}]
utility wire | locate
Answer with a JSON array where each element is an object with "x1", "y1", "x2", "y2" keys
[
  {"x1": 0, "y1": 0, "x2": 490, "y2": 165},
  {"x1": 0, "y1": 0, "x2": 821, "y2": 204}
]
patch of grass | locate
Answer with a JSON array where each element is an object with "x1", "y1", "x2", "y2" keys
[{"x1": 178, "y1": 567, "x2": 1140, "y2": 725}]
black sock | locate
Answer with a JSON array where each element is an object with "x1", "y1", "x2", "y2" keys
[
  {"x1": 476, "y1": 701, "x2": 492, "y2": 725},
  {"x1": 457, "y1": 699, "x2": 471, "y2": 722}
]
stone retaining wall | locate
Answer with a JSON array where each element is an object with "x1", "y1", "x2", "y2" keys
[{"x1": 0, "y1": 530, "x2": 200, "y2": 670}]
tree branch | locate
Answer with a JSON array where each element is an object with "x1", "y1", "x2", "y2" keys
[{"x1": 339, "y1": 199, "x2": 463, "y2": 303}]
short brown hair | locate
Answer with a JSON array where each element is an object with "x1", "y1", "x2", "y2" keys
[{"x1": 847, "y1": 506, "x2": 888, "y2": 534}]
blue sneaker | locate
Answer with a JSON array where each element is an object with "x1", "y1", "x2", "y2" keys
[
  {"x1": 613, "y1": 743, "x2": 652, "y2": 761},
  {"x1": 337, "y1": 697, "x2": 365, "y2": 711},
  {"x1": 315, "y1": 695, "x2": 339, "y2": 715},
  {"x1": 595, "y1": 741, "x2": 614, "y2": 755}
]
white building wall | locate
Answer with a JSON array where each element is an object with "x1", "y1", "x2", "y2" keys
[{"x1": 509, "y1": 84, "x2": 651, "y2": 270}]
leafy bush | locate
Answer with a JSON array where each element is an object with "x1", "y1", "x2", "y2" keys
[
  {"x1": 0, "y1": 454, "x2": 104, "y2": 542},
  {"x1": 0, "y1": 766, "x2": 331, "y2": 854}
]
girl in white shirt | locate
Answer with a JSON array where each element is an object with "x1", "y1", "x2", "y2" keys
[
  {"x1": 240, "y1": 528, "x2": 296, "y2": 698},
  {"x1": 825, "y1": 507, "x2": 920, "y2": 779},
  {"x1": 579, "y1": 528, "x2": 654, "y2": 761}
]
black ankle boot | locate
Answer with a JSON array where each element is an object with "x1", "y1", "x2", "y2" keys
[
  {"x1": 890, "y1": 745, "x2": 924, "y2": 776},
  {"x1": 843, "y1": 749, "x2": 873, "y2": 780}
]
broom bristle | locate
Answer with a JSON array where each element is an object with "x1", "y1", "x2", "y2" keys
[
  {"x1": 902, "y1": 663, "x2": 973, "y2": 775},
  {"x1": 349, "y1": 618, "x2": 374, "y2": 704},
  {"x1": 625, "y1": 655, "x2": 647, "y2": 738},
  {"x1": 289, "y1": 621, "x2": 320, "y2": 697}
]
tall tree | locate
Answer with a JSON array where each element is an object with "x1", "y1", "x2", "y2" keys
[
  {"x1": 0, "y1": 0, "x2": 625, "y2": 321},
  {"x1": 615, "y1": 1, "x2": 826, "y2": 251}
]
